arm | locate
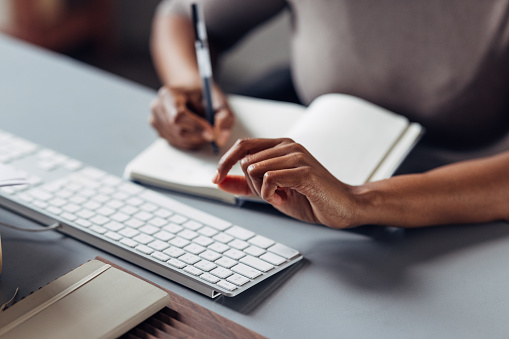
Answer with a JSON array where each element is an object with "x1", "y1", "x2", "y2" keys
[
  {"x1": 149, "y1": 0, "x2": 286, "y2": 150},
  {"x1": 213, "y1": 138, "x2": 509, "y2": 228}
]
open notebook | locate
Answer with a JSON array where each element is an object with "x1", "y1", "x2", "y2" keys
[{"x1": 125, "y1": 94, "x2": 423, "y2": 205}]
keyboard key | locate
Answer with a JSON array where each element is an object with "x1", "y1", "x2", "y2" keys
[
  {"x1": 46, "y1": 206, "x2": 62, "y2": 215},
  {"x1": 163, "y1": 247, "x2": 185, "y2": 258},
  {"x1": 198, "y1": 226, "x2": 218, "y2": 237},
  {"x1": 184, "y1": 266, "x2": 203, "y2": 276},
  {"x1": 154, "y1": 208, "x2": 173, "y2": 219},
  {"x1": 169, "y1": 214, "x2": 188, "y2": 224},
  {"x1": 200, "y1": 273, "x2": 220, "y2": 283},
  {"x1": 110, "y1": 212, "x2": 130, "y2": 223},
  {"x1": 60, "y1": 212, "x2": 77, "y2": 221},
  {"x1": 248, "y1": 235, "x2": 275, "y2": 249},
  {"x1": 76, "y1": 209, "x2": 95, "y2": 219},
  {"x1": 224, "y1": 249, "x2": 245, "y2": 260},
  {"x1": 169, "y1": 237, "x2": 190, "y2": 248},
  {"x1": 183, "y1": 220, "x2": 202, "y2": 230},
  {"x1": 268, "y1": 243, "x2": 300, "y2": 260},
  {"x1": 163, "y1": 223, "x2": 183, "y2": 234},
  {"x1": 136, "y1": 244, "x2": 154, "y2": 255},
  {"x1": 105, "y1": 231, "x2": 122, "y2": 241},
  {"x1": 140, "y1": 202, "x2": 158, "y2": 212},
  {"x1": 217, "y1": 280, "x2": 237, "y2": 291},
  {"x1": 210, "y1": 267, "x2": 233, "y2": 279},
  {"x1": 148, "y1": 217, "x2": 167, "y2": 227},
  {"x1": 133, "y1": 234, "x2": 154, "y2": 245},
  {"x1": 200, "y1": 250, "x2": 221, "y2": 262},
  {"x1": 119, "y1": 205, "x2": 138, "y2": 215},
  {"x1": 208, "y1": 242, "x2": 229, "y2": 254},
  {"x1": 96, "y1": 206, "x2": 115, "y2": 216},
  {"x1": 215, "y1": 257, "x2": 237, "y2": 269},
  {"x1": 229, "y1": 239, "x2": 249, "y2": 250},
  {"x1": 259, "y1": 252, "x2": 286, "y2": 266},
  {"x1": 133, "y1": 211, "x2": 153, "y2": 221},
  {"x1": 104, "y1": 221, "x2": 124, "y2": 232},
  {"x1": 90, "y1": 225, "x2": 107, "y2": 234},
  {"x1": 184, "y1": 243, "x2": 205, "y2": 255},
  {"x1": 75, "y1": 219, "x2": 92, "y2": 228},
  {"x1": 240, "y1": 255, "x2": 274, "y2": 272},
  {"x1": 168, "y1": 258, "x2": 186, "y2": 269},
  {"x1": 139, "y1": 225, "x2": 159, "y2": 235},
  {"x1": 244, "y1": 246, "x2": 265, "y2": 257},
  {"x1": 227, "y1": 274, "x2": 250, "y2": 286},
  {"x1": 151, "y1": 251, "x2": 170, "y2": 262},
  {"x1": 179, "y1": 253, "x2": 200, "y2": 265},
  {"x1": 106, "y1": 200, "x2": 124, "y2": 209},
  {"x1": 225, "y1": 226, "x2": 255, "y2": 241},
  {"x1": 120, "y1": 238, "x2": 137, "y2": 248},
  {"x1": 195, "y1": 260, "x2": 216, "y2": 272},
  {"x1": 49, "y1": 197, "x2": 66, "y2": 207},
  {"x1": 119, "y1": 227, "x2": 139, "y2": 238},
  {"x1": 178, "y1": 229, "x2": 198, "y2": 240},
  {"x1": 154, "y1": 230, "x2": 174, "y2": 242},
  {"x1": 213, "y1": 233, "x2": 234, "y2": 244},
  {"x1": 89, "y1": 215, "x2": 109, "y2": 226},
  {"x1": 148, "y1": 240, "x2": 170, "y2": 252},
  {"x1": 231, "y1": 263, "x2": 262, "y2": 279},
  {"x1": 125, "y1": 218, "x2": 144, "y2": 229},
  {"x1": 193, "y1": 235, "x2": 214, "y2": 247}
]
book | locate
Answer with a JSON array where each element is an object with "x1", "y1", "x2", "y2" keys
[
  {"x1": 0, "y1": 260, "x2": 171, "y2": 339},
  {"x1": 124, "y1": 94, "x2": 423, "y2": 205}
]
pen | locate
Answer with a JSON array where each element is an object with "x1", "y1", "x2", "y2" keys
[{"x1": 192, "y1": 3, "x2": 219, "y2": 155}]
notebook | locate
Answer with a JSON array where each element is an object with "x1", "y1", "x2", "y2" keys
[
  {"x1": 125, "y1": 94, "x2": 423, "y2": 205},
  {"x1": 0, "y1": 260, "x2": 171, "y2": 339}
]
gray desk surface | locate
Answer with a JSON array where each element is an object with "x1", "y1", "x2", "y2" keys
[{"x1": 2, "y1": 34, "x2": 509, "y2": 338}]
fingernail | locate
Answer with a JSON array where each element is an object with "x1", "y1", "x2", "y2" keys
[{"x1": 211, "y1": 170, "x2": 220, "y2": 183}]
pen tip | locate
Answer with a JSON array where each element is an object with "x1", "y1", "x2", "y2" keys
[{"x1": 212, "y1": 142, "x2": 219, "y2": 155}]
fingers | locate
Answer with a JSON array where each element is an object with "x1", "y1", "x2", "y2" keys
[
  {"x1": 150, "y1": 87, "x2": 215, "y2": 149},
  {"x1": 214, "y1": 138, "x2": 293, "y2": 183},
  {"x1": 242, "y1": 152, "x2": 308, "y2": 196},
  {"x1": 260, "y1": 167, "x2": 311, "y2": 206}
]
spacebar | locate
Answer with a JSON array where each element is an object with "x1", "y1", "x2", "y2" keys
[{"x1": 139, "y1": 190, "x2": 231, "y2": 230}]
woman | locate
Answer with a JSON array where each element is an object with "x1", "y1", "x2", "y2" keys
[{"x1": 150, "y1": 0, "x2": 509, "y2": 229}]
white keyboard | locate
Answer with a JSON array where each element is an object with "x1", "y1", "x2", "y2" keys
[{"x1": 0, "y1": 130, "x2": 302, "y2": 297}]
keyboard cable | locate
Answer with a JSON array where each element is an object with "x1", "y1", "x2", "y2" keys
[{"x1": 0, "y1": 221, "x2": 61, "y2": 232}]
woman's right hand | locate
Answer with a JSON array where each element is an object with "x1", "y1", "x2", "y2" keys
[{"x1": 150, "y1": 86, "x2": 234, "y2": 150}]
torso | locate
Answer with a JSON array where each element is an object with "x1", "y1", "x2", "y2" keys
[{"x1": 288, "y1": 0, "x2": 509, "y2": 147}]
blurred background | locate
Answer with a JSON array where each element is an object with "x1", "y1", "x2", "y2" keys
[{"x1": 0, "y1": 0, "x2": 291, "y2": 93}]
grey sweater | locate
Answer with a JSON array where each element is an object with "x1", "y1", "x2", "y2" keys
[{"x1": 160, "y1": 0, "x2": 509, "y2": 147}]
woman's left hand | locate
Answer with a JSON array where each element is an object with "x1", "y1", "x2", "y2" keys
[{"x1": 213, "y1": 138, "x2": 364, "y2": 229}]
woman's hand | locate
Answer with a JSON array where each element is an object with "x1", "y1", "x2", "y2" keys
[
  {"x1": 150, "y1": 85, "x2": 234, "y2": 150},
  {"x1": 212, "y1": 138, "x2": 364, "y2": 229}
]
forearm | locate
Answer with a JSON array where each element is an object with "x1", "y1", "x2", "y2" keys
[
  {"x1": 353, "y1": 151, "x2": 509, "y2": 227},
  {"x1": 150, "y1": 12, "x2": 201, "y2": 88}
]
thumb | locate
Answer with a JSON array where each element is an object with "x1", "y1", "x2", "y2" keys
[{"x1": 214, "y1": 109, "x2": 234, "y2": 147}]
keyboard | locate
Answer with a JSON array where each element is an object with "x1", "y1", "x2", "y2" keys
[{"x1": 0, "y1": 129, "x2": 302, "y2": 298}]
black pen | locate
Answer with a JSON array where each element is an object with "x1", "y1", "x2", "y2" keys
[{"x1": 192, "y1": 3, "x2": 219, "y2": 155}]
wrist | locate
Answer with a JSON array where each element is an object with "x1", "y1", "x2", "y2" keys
[{"x1": 348, "y1": 183, "x2": 385, "y2": 227}]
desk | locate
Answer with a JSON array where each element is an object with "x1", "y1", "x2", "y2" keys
[{"x1": 1, "y1": 33, "x2": 509, "y2": 338}]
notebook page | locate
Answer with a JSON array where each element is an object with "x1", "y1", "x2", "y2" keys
[{"x1": 286, "y1": 94, "x2": 409, "y2": 185}]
